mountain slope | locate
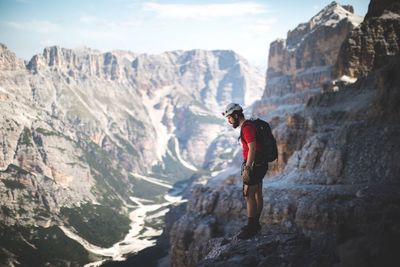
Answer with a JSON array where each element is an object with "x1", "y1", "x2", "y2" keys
[{"x1": 0, "y1": 44, "x2": 264, "y2": 266}]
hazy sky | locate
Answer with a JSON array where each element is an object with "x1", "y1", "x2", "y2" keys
[{"x1": 0, "y1": 0, "x2": 369, "y2": 68}]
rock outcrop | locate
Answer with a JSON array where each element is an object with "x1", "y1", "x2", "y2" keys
[
  {"x1": 336, "y1": 0, "x2": 400, "y2": 78},
  {"x1": 0, "y1": 44, "x2": 25, "y2": 71},
  {"x1": 263, "y1": 1, "x2": 362, "y2": 98},
  {"x1": 167, "y1": 1, "x2": 400, "y2": 267}
]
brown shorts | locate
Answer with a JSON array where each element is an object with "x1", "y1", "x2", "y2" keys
[{"x1": 241, "y1": 161, "x2": 268, "y2": 186}]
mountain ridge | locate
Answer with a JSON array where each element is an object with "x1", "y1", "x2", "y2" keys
[{"x1": 0, "y1": 43, "x2": 264, "y2": 265}]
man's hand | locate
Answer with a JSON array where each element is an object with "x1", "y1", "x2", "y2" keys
[
  {"x1": 242, "y1": 166, "x2": 251, "y2": 183},
  {"x1": 243, "y1": 141, "x2": 256, "y2": 184}
]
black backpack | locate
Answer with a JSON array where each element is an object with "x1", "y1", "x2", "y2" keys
[{"x1": 240, "y1": 118, "x2": 278, "y2": 163}]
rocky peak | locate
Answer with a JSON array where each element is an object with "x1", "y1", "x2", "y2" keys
[
  {"x1": 27, "y1": 46, "x2": 131, "y2": 80},
  {"x1": 287, "y1": 2, "x2": 362, "y2": 49},
  {"x1": 335, "y1": 0, "x2": 400, "y2": 78},
  {"x1": 0, "y1": 43, "x2": 25, "y2": 71},
  {"x1": 27, "y1": 46, "x2": 90, "y2": 72},
  {"x1": 342, "y1": 5, "x2": 354, "y2": 13},
  {"x1": 43, "y1": 46, "x2": 64, "y2": 67}
]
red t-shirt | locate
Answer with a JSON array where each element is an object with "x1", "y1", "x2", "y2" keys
[{"x1": 240, "y1": 121, "x2": 261, "y2": 161}]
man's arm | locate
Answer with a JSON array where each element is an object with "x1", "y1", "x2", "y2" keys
[
  {"x1": 242, "y1": 141, "x2": 256, "y2": 183},
  {"x1": 246, "y1": 141, "x2": 256, "y2": 169}
]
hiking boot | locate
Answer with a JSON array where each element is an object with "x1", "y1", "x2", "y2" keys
[
  {"x1": 237, "y1": 224, "x2": 257, "y2": 239},
  {"x1": 240, "y1": 223, "x2": 260, "y2": 231},
  {"x1": 244, "y1": 223, "x2": 261, "y2": 232},
  {"x1": 256, "y1": 223, "x2": 261, "y2": 232}
]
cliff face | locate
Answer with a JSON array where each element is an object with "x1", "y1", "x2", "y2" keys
[
  {"x1": 254, "y1": 2, "x2": 363, "y2": 175},
  {"x1": 264, "y1": 2, "x2": 362, "y2": 98},
  {"x1": 336, "y1": 0, "x2": 400, "y2": 78},
  {"x1": 167, "y1": 1, "x2": 400, "y2": 266},
  {"x1": 0, "y1": 44, "x2": 25, "y2": 71}
]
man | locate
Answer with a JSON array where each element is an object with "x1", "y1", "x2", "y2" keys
[{"x1": 222, "y1": 103, "x2": 268, "y2": 239}]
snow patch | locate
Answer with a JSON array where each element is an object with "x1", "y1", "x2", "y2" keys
[
  {"x1": 380, "y1": 11, "x2": 400, "y2": 20},
  {"x1": 141, "y1": 86, "x2": 174, "y2": 160},
  {"x1": 130, "y1": 172, "x2": 172, "y2": 189},
  {"x1": 172, "y1": 136, "x2": 198, "y2": 171},
  {"x1": 339, "y1": 75, "x2": 357, "y2": 84}
]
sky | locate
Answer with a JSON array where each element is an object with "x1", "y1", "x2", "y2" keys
[{"x1": 0, "y1": 0, "x2": 369, "y2": 68}]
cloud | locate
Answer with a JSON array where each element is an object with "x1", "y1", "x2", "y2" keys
[
  {"x1": 2, "y1": 19, "x2": 60, "y2": 33},
  {"x1": 142, "y1": 2, "x2": 268, "y2": 20},
  {"x1": 79, "y1": 14, "x2": 141, "y2": 28},
  {"x1": 247, "y1": 18, "x2": 278, "y2": 35}
]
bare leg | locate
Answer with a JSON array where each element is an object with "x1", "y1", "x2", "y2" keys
[
  {"x1": 238, "y1": 185, "x2": 259, "y2": 239},
  {"x1": 254, "y1": 183, "x2": 263, "y2": 220},
  {"x1": 245, "y1": 185, "x2": 257, "y2": 218}
]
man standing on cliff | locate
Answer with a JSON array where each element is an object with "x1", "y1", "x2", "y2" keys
[{"x1": 222, "y1": 103, "x2": 268, "y2": 239}]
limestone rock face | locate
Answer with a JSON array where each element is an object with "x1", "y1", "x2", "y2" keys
[
  {"x1": 253, "y1": 2, "x2": 363, "y2": 175},
  {"x1": 336, "y1": 0, "x2": 400, "y2": 78},
  {"x1": 264, "y1": 2, "x2": 362, "y2": 98},
  {"x1": 0, "y1": 44, "x2": 25, "y2": 71}
]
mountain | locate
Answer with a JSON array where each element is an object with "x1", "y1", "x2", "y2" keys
[
  {"x1": 166, "y1": 1, "x2": 400, "y2": 266},
  {"x1": 0, "y1": 44, "x2": 264, "y2": 266},
  {"x1": 335, "y1": 0, "x2": 400, "y2": 77},
  {"x1": 261, "y1": 1, "x2": 362, "y2": 97}
]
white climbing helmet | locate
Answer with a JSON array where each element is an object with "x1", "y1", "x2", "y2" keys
[{"x1": 222, "y1": 103, "x2": 243, "y2": 117}]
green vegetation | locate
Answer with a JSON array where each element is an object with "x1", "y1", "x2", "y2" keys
[
  {"x1": 128, "y1": 175, "x2": 167, "y2": 202},
  {"x1": 12, "y1": 119, "x2": 20, "y2": 127},
  {"x1": 151, "y1": 139, "x2": 195, "y2": 183},
  {"x1": 126, "y1": 115, "x2": 146, "y2": 133},
  {"x1": 60, "y1": 203, "x2": 130, "y2": 247},
  {"x1": 81, "y1": 141, "x2": 129, "y2": 208},
  {"x1": 4, "y1": 164, "x2": 30, "y2": 176},
  {"x1": 1, "y1": 179, "x2": 26, "y2": 190},
  {"x1": 36, "y1": 127, "x2": 61, "y2": 137},
  {"x1": 21, "y1": 127, "x2": 33, "y2": 146},
  {"x1": 0, "y1": 223, "x2": 93, "y2": 266},
  {"x1": 36, "y1": 127, "x2": 73, "y2": 142},
  {"x1": 33, "y1": 207, "x2": 50, "y2": 220},
  {"x1": 55, "y1": 147, "x2": 67, "y2": 153},
  {"x1": 1, "y1": 205, "x2": 13, "y2": 217},
  {"x1": 18, "y1": 207, "x2": 28, "y2": 216},
  {"x1": 114, "y1": 134, "x2": 140, "y2": 157}
]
